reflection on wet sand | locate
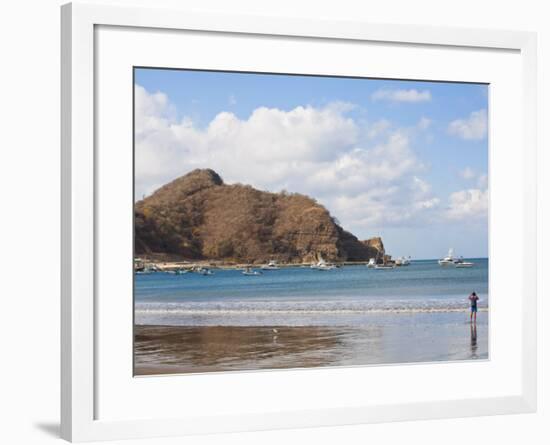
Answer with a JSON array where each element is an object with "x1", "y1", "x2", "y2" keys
[
  {"x1": 135, "y1": 325, "x2": 382, "y2": 375},
  {"x1": 470, "y1": 323, "x2": 478, "y2": 358},
  {"x1": 134, "y1": 312, "x2": 489, "y2": 375}
]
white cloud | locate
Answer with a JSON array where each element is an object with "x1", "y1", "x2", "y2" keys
[
  {"x1": 329, "y1": 174, "x2": 441, "y2": 230},
  {"x1": 412, "y1": 176, "x2": 431, "y2": 195},
  {"x1": 460, "y1": 167, "x2": 476, "y2": 180},
  {"x1": 416, "y1": 197, "x2": 440, "y2": 210},
  {"x1": 366, "y1": 119, "x2": 391, "y2": 139},
  {"x1": 134, "y1": 85, "x2": 175, "y2": 135},
  {"x1": 135, "y1": 84, "x2": 443, "y2": 235},
  {"x1": 448, "y1": 109, "x2": 488, "y2": 140},
  {"x1": 447, "y1": 167, "x2": 489, "y2": 222},
  {"x1": 417, "y1": 117, "x2": 432, "y2": 130},
  {"x1": 459, "y1": 167, "x2": 489, "y2": 189},
  {"x1": 477, "y1": 173, "x2": 488, "y2": 189},
  {"x1": 371, "y1": 89, "x2": 432, "y2": 103},
  {"x1": 445, "y1": 188, "x2": 488, "y2": 221}
]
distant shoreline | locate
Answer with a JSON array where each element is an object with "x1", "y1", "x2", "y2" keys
[
  {"x1": 134, "y1": 257, "x2": 489, "y2": 272},
  {"x1": 136, "y1": 260, "x2": 371, "y2": 271}
]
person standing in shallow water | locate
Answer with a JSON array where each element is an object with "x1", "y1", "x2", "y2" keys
[{"x1": 468, "y1": 292, "x2": 479, "y2": 323}]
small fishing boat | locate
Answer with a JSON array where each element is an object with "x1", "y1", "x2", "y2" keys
[
  {"x1": 242, "y1": 267, "x2": 262, "y2": 276},
  {"x1": 197, "y1": 267, "x2": 214, "y2": 275},
  {"x1": 366, "y1": 258, "x2": 376, "y2": 268},
  {"x1": 261, "y1": 260, "x2": 280, "y2": 270},
  {"x1": 317, "y1": 263, "x2": 336, "y2": 271},
  {"x1": 395, "y1": 256, "x2": 411, "y2": 266},
  {"x1": 135, "y1": 264, "x2": 159, "y2": 274},
  {"x1": 455, "y1": 257, "x2": 474, "y2": 268},
  {"x1": 311, "y1": 256, "x2": 337, "y2": 270},
  {"x1": 455, "y1": 262, "x2": 474, "y2": 268},
  {"x1": 439, "y1": 249, "x2": 474, "y2": 268},
  {"x1": 438, "y1": 248, "x2": 456, "y2": 266},
  {"x1": 174, "y1": 269, "x2": 189, "y2": 275}
]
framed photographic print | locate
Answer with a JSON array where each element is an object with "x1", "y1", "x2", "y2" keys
[{"x1": 61, "y1": 2, "x2": 537, "y2": 442}]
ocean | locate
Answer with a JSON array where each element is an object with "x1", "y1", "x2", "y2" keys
[
  {"x1": 135, "y1": 259, "x2": 488, "y2": 326},
  {"x1": 134, "y1": 259, "x2": 489, "y2": 374}
]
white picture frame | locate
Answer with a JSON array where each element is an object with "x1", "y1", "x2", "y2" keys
[{"x1": 61, "y1": 2, "x2": 537, "y2": 442}]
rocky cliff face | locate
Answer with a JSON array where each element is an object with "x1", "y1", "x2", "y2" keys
[
  {"x1": 135, "y1": 169, "x2": 385, "y2": 263},
  {"x1": 360, "y1": 237, "x2": 385, "y2": 258}
]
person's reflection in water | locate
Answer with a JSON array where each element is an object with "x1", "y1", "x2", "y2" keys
[{"x1": 470, "y1": 323, "x2": 478, "y2": 358}]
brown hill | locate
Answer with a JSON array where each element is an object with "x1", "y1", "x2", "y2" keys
[{"x1": 135, "y1": 169, "x2": 384, "y2": 263}]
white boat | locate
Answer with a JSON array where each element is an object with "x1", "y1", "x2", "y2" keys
[
  {"x1": 374, "y1": 264, "x2": 395, "y2": 270},
  {"x1": 366, "y1": 258, "x2": 376, "y2": 268},
  {"x1": 311, "y1": 256, "x2": 336, "y2": 270},
  {"x1": 261, "y1": 260, "x2": 280, "y2": 270},
  {"x1": 242, "y1": 267, "x2": 262, "y2": 276},
  {"x1": 438, "y1": 248, "x2": 456, "y2": 266},
  {"x1": 395, "y1": 256, "x2": 411, "y2": 266},
  {"x1": 135, "y1": 264, "x2": 159, "y2": 274},
  {"x1": 439, "y1": 249, "x2": 475, "y2": 267},
  {"x1": 455, "y1": 257, "x2": 474, "y2": 268},
  {"x1": 197, "y1": 267, "x2": 214, "y2": 275},
  {"x1": 455, "y1": 262, "x2": 474, "y2": 268}
]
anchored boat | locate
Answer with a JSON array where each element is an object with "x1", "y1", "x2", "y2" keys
[
  {"x1": 454, "y1": 257, "x2": 474, "y2": 268},
  {"x1": 438, "y1": 249, "x2": 475, "y2": 267},
  {"x1": 438, "y1": 248, "x2": 456, "y2": 266},
  {"x1": 395, "y1": 256, "x2": 411, "y2": 266},
  {"x1": 311, "y1": 256, "x2": 337, "y2": 271},
  {"x1": 261, "y1": 260, "x2": 280, "y2": 270}
]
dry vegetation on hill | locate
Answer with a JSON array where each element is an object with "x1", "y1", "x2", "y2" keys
[{"x1": 135, "y1": 169, "x2": 384, "y2": 263}]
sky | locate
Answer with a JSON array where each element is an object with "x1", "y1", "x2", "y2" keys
[{"x1": 134, "y1": 68, "x2": 488, "y2": 260}]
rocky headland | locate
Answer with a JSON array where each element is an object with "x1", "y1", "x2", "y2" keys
[{"x1": 135, "y1": 169, "x2": 386, "y2": 264}]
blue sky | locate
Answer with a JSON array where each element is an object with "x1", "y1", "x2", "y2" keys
[{"x1": 134, "y1": 68, "x2": 488, "y2": 259}]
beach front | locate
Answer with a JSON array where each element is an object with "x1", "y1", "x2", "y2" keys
[{"x1": 134, "y1": 260, "x2": 489, "y2": 375}]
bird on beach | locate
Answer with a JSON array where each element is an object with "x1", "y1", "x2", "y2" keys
[{"x1": 272, "y1": 328, "x2": 279, "y2": 343}]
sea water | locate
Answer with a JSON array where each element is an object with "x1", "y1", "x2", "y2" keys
[{"x1": 135, "y1": 259, "x2": 488, "y2": 327}]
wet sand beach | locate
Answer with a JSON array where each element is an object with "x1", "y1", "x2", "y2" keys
[{"x1": 134, "y1": 311, "x2": 488, "y2": 375}]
